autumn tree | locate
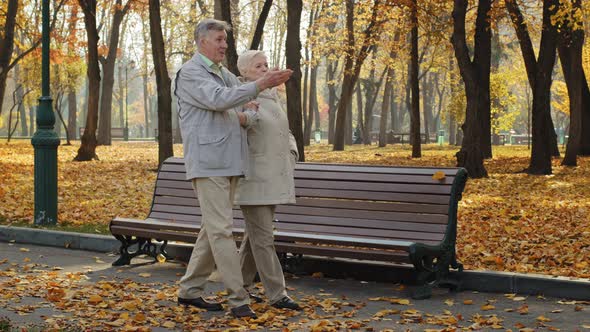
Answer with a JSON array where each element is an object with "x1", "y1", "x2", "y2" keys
[
  {"x1": 451, "y1": 0, "x2": 490, "y2": 178},
  {"x1": 556, "y1": 0, "x2": 585, "y2": 166},
  {"x1": 96, "y1": 0, "x2": 134, "y2": 145},
  {"x1": 249, "y1": 0, "x2": 273, "y2": 50},
  {"x1": 149, "y1": 0, "x2": 173, "y2": 166},
  {"x1": 216, "y1": 0, "x2": 239, "y2": 75},
  {"x1": 409, "y1": 0, "x2": 421, "y2": 157},
  {"x1": 0, "y1": 0, "x2": 66, "y2": 117},
  {"x1": 0, "y1": 0, "x2": 18, "y2": 117},
  {"x1": 74, "y1": 0, "x2": 102, "y2": 161},
  {"x1": 505, "y1": 0, "x2": 559, "y2": 174},
  {"x1": 285, "y1": 0, "x2": 305, "y2": 160},
  {"x1": 333, "y1": 0, "x2": 385, "y2": 151}
]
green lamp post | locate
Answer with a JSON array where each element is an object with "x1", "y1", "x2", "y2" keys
[{"x1": 31, "y1": 0, "x2": 60, "y2": 225}]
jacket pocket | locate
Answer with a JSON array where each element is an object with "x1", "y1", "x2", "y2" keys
[
  {"x1": 197, "y1": 132, "x2": 230, "y2": 169},
  {"x1": 247, "y1": 133, "x2": 265, "y2": 156}
]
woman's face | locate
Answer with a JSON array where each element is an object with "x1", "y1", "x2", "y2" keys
[{"x1": 245, "y1": 55, "x2": 269, "y2": 81}]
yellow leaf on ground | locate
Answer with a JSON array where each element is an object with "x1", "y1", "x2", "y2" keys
[
  {"x1": 88, "y1": 294, "x2": 103, "y2": 305},
  {"x1": 162, "y1": 321, "x2": 175, "y2": 328},
  {"x1": 481, "y1": 304, "x2": 495, "y2": 311}
]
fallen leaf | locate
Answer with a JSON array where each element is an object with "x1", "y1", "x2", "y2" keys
[{"x1": 432, "y1": 171, "x2": 446, "y2": 181}]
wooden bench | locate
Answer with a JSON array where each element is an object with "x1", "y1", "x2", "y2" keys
[{"x1": 110, "y1": 157, "x2": 468, "y2": 299}]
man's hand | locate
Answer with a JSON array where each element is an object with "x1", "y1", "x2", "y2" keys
[
  {"x1": 244, "y1": 101, "x2": 260, "y2": 112},
  {"x1": 255, "y1": 69, "x2": 293, "y2": 91},
  {"x1": 237, "y1": 112, "x2": 248, "y2": 126}
]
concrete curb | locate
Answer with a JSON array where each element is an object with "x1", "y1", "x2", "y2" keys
[{"x1": 1, "y1": 225, "x2": 589, "y2": 300}]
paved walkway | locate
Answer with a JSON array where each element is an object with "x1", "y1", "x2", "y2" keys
[{"x1": 0, "y1": 241, "x2": 589, "y2": 331}]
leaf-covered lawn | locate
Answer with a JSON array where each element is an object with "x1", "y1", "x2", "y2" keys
[{"x1": 1, "y1": 141, "x2": 589, "y2": 278}]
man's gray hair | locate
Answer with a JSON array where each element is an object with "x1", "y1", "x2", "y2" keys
[{"x1": 194, "y1": 19, "x2": 231, "y2": 45}]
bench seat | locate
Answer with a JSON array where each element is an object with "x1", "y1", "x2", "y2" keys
[{"x1": 110, "y1": 157, "x2": 468, "y2": 299}]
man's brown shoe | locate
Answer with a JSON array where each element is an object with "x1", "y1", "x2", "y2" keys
[
  {"x1": 231, "y1": 304, "x2": 257, "y2": 318},
  {"x1": 271, "y1": 296, "x2": 301, "y2": 310},
  {"x1": 178, "y1": 297, "x2": 223, "y2": 311}
]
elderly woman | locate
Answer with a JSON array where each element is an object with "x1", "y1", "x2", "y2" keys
[{"x1": 233, "y1": 50, "x2": 300, "y2": 311}]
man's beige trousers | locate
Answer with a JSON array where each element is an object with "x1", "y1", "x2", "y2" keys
[
  {"x1": 239, "y1": 205, "x2": 288, "y2": 303},
  {"x1": 178, "y1": 176, "x2": 249, "y2": 308}
]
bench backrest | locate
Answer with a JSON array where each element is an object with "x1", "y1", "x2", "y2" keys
[{"x1": 149, "y1": 157, "x2": 467, "y2": 248}]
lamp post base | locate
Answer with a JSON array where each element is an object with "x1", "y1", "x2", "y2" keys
[{"x1": 32, "y1": 95, "x2": 60, "y2": 225}]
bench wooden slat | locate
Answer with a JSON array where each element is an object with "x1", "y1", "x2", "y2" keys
[
  {"x1": 295, "y1": 188, "x2": 450, "y2": 204},
  {"x1": 150, "y1": 203, "x2": 449, "y2": 225},
  {"x1": 154, "y1": 185, "x2": 451, "y2": 205},
  {"x1": 112, "y1": 217, "x2": 421, "y2": 251},
  {"x1": 155, "y1": 178, "x2": 454, "y2": 198},
  {"x1": 160, "y1": 158, "x2": 460, "y2": 176},
  {"x1": 158, "y1": 169, "x2": 457, "y2": 185},
  {"x1": 294, "y1": 179, "x2": 453, "y2": 195},
  {"x1": 135, "y1": 213, "x2": 445, "y2": 243},
  {"x1": 153, "y1": 195, "x2": 450, "y2": 215},
  {"x1": 111, "y1": 224, "x2": 410, "y2": 263},
  {"x1": 273, "y1": 242, "x2": 411, "y2": 263}
]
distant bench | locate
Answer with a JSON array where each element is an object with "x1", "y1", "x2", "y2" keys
[
  {"x1": 368, "y1": 132, "x2": 434, "y2": 144},
  {"x1": 109, "y1": 157, "x2": 468, "y2": 299},
  {"x1": 79, "y1": 127, "x2": 126, "y2": 140}
]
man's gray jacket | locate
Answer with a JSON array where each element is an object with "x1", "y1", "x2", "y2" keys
[{"x1": 175, "y1": 53, "x2": 258, "y2": 180}]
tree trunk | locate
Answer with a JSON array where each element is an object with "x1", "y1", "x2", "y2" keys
[
  {"x1": 67, "y1": 90, "x2": 77, "y2": 139},
  {"x1": 451, "y1": 0, "x2": 489, "y2": 178},
  {"x1": 334, "y1": 0, "x2": 382, "y2": 150},
  {"x1": 305, "y1": 64, "x2": 318, "y2": 144},
  {"x1": 218, "y1": 0, "x2": 239, "y2": 76},
  {"x1": 141, "y1": 17, "x2": 151, "y2": 135},
  {"x1": 506, "y1": 0, "x2": 559, "y2": 174},
  {"x1": 14, "y1": 64, "x2": 27, "y2": 136},
  {"x1": 364, "y1": 67, "x2": 386, "y2": 145},
  {"x1": 422, "y1": 74, "x2": 433, "y2": 144},
  {"x1": 390, "y1": 90, "x2": 398, "y2": 132},
  {"x1": 250, "y1": 0, "x2": 273, "y2": 50},
  {"x1": 0, "y1": 0, "x2": 18, "y2": 117},
  {"x1": 410, "y1": 0, "x2": 421, "y2": 158},
  {"x1": 558, "y1": 0, "x2": 584, "y2": 166},
  {"x1": 285, "y1": 0, "x2": 305, "y2": 160},
  {"x1": 75, "y1": 0, "x2": 101, "y2": 161},
  {"x1": 142, "y1": 74, "x2": 150, "y2": 137},
  {"x1": 379, "y1": 64, "x2": 395, "y2": 147},
  {"x1": 581, "y1": 73, "x2": 590, "y2": 155},
  {"x1": 97, "y1": 0, "x2": 131, "y2": 145},
  {"x1": 327, "y1": 60, "x2": 337, "y2": 144},
  {"x1": 346, "y1": 95, "x2": 353, "y2": 145},
  {"x1": 149, "y1": 0, "x2": 174, "y2": 166},
  {"x1": 356, "y1": 81, "x2": 364, "y2": 142}
]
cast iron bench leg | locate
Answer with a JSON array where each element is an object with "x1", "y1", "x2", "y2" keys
[
  {"x1": 409, "y1": 242, "x2": 463, "y2": 299},
  {"x1": 112, "y1": 235, "x2": 170, "y2": 266}
]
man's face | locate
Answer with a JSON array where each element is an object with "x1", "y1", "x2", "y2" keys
[{"x1": 199, "y1": 29, "x2": 228, "y2": 64}]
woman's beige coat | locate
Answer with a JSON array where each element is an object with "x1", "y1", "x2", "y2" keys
[{"x1": 234, "y1": 88, "x2": 298, "y2": 205}]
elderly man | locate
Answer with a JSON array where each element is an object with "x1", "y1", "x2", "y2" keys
[{"x1": 174, "y1": 18, "x2": 292, "y2": 319}]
